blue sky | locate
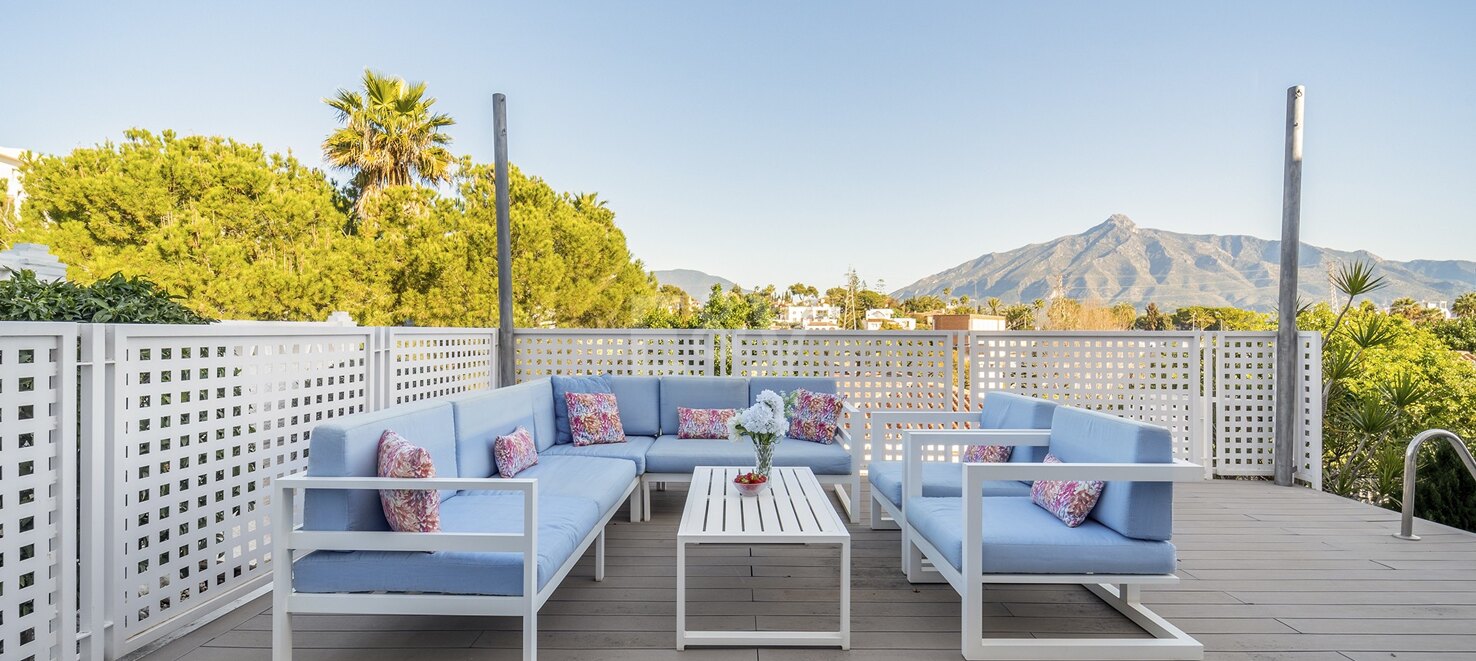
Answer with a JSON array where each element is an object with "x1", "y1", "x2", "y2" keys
[{"x1": 3, "y1": 1, "x2": 1473, "y2": 292}]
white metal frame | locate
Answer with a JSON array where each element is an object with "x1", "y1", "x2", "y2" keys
[
  {"x1": 903, "y1": 429, "x2": 1205, "y2": 660},
  {"x1": 639, "y1": 400, "x2": 864, "y2": 523},
  {"x1": 676, "y1": 466, "x2": 850, "y2": 650},
  {"x1": 272, "y1": 474, "x2": 637, "y2": 661}
]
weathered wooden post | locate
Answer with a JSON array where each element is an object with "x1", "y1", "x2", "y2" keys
[
  {"x1": 1275, "y1": 85, "x2": 1305, "y2": 487},
  {"x1": 494, "y1": 93, "x2": 515, "y2": 387}
]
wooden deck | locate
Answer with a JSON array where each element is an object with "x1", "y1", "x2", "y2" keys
[{"x1": 139, "y1": 480, "x2": 1476, "y2": 661}]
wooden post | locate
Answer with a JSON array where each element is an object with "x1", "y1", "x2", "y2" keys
[
  {"x1": 1275, "y1": 85, "x2": 1305, "y2": 487},
  {"x1": 494, "y1": 93, "x2": 515, "y2": 388}
]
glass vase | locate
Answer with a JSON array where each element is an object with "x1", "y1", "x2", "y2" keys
[{"x1": 752, "y1": 434, "x2": 776, "y2": 478}]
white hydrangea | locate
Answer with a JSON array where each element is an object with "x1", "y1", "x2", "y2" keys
[{"x1": 729, "y1": 389, "x2": 789, "y2": 440}]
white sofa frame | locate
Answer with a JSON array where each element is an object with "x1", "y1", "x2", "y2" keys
[
  {"x1": 867, "y1": 410, "x2": 1050, "y2": 574},
  {"x1": 639, "y1": 400, "x2": 863, "y2": 523},
  {"x1": 272, "y1": 474, "x2": 638, "y2": 661},
  {"x1": 903, "y1": 429, "x2": 1205, "y2": 660}
]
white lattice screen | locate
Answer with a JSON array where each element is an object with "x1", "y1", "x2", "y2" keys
[
  {"x1": 968, "y1": 332, "x2": 1203, "y2": 462},
  {"x1": 0, "y1": 323, "x2": 77, "y2": 661},
  {"x1": 513, "y1": 330, "x2": 719, "y2": 380},
  {"x1": 104, "y1": 326, "x2": 374, "y2": 655},
  {"x1": 383, "y1": 328, "x2": 496, "y2": 406},
  {"x1": 729, "y1": 331, "x2": 954, "y2": 464},
  {"x1": 1205, "y1": 331, "x2": 1323, "y2": 488}
]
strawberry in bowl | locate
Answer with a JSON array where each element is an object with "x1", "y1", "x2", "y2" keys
[{"x1": 733, "y1": 471, "x2": 770, "y2": 496}]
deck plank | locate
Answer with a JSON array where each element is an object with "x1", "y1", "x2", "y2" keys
[{"x1": 139, "y1": 480, "x2": 1476, "y2": 661}]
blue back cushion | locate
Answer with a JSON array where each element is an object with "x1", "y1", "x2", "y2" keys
[
  {"x1": 978, "y1": 392, "x2": 1058, "y2": 463},
  {"x1": 1047, "y1": 407, "x2": 1174, "y2": 541},
  {"x1": 659, "y1": 376, "x2": 749, "y2": 434},
  {"x1": 304, "y1": 401, "x2": 458, "y2": 532},
  {"x1": 451, "y1": 380, "x2": 552, "y2": 477},
  {"x1": 551, "y1": 374, "x2": 611, "y2": 444},
  {"x1": 748, "y1": 377, "x2": 838, "y2": 405},
  {"x1": 608, "y1": 376, "x2": 661, "y2": 437}
]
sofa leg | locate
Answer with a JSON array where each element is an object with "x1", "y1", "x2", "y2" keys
[
  {"x1": 595, "y1": 530, "x2": 606, "y2": 582},
  {"x1": 643, "y1": 480, "x2": 653, "y2": 521},
  {"x1": 272, "y1": 596, "x2": 292, "y2": 661},
  {"x1": 523, "y1": 608, "x2": 538, "y2": 661},
  {"x1": 630, "y1": 484, "x2": 641, "y2": 523},
  {"x1": 905, "y1": 535, "x2": 926, "y2": 583}
]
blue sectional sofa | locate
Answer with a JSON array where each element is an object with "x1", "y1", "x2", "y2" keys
[
  {"x1": 899, "y1": 405, "x2": 1204, "y2": 660},
  {"x1": 271, "y1": 375, "x2": 860, "y2": 661}
]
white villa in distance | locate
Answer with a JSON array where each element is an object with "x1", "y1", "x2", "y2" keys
[
  {"x1": 863, "y1": 308, "x2": 917, "y2": 330},
  {"x1": 0, "y1": 147, "x2": 25, "y2": 210}
]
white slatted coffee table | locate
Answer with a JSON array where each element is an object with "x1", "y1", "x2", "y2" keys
[{"x1": 676, "y1": 466, "x2": 851, "y2": 650}]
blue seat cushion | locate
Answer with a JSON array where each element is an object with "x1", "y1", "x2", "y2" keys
[
  {"x1": 541, "y1": 436, "x2": 656, "y2": 474},
  {"x1": 867, "y1": 461, "x2": 1030, "y2": 509},
  {"x1": 304, "y1": 400, "x2": 460, "y2": 532},
  {"x1": 659, "y1": 377, "x2": 748, "y2": 436},
  {"x1": 978, "y1": 392, "x2": 1058, "y2": 464},
  {"x1": 551, "y1": 375, "x2": 612, "y2": 445},
  {"x1": 906, "y1": 496, "x2": 1177, "y2": 575},
  {"x1": 644, "y1": 435, "x2": 852, "y2": 475},
  {"x1": 293, "y1": 493, "x2": 601, "y2": 596},
  {"x1": 461, "y1": 455, "x2": 636, "y2": 514},
  {"x1": 450, "y1": 380, "x2": 554, "y2": 473},
  {"x1": 607, "y1": 376, "x2": 661, "y2": 437},
  {"x1": 1048, "y1": 407, "x2": 1175, "y2": 541}
]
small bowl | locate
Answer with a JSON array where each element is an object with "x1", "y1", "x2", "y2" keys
[{"x1": 733, "y1": 476, "x2": 770, "y2": 496}]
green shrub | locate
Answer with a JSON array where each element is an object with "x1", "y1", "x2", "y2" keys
[
  {"x1": 0, "y1": 270, "x2": 212, "y2": 324},
  {"x1": 1415, "y1": 439, "x2": 1476, "y2": 532}
]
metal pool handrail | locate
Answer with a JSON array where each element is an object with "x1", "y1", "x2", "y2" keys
[{"x1": 1394, "y1": 429, "x2": 1476, "y2": 541}]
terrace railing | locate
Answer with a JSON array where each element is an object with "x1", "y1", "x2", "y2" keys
[{"x1": 0, "y1": 322, "x2": 1320, "y2": 660}]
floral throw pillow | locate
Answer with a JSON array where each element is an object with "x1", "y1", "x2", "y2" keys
[
  {"x1": 1030, "y1": 453, "x2": 1105, "y2": 527},
  {"x1": 962, "y1": 444, "x2": 1013, "y2": 463},
  {"x1": 494, "y1": 426, "x2": 539, "y2": 477},
  {"x1": 787, "y1": 389, "x2": 844, "y2": 444},
  {"x1": 677, "y1": 407, "x2": 737, "y2": 439},
  {"x1": 377, "y1": 429, "x2": 440, "y2": 533},
  {"x1": 565, "y1": 392, "x2": 626, "y2": 446}
]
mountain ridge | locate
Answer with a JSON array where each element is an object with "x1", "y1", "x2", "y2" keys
[
  {"x1": 893, "y1": 215, "x2": 1476, "y2": 310},
  {"x1": 651, "y1": 269, "x2": 736, "y2": 302}
]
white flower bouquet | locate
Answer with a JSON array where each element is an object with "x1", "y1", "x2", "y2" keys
[{"x1": 728, "y1": 389, "x2": 788, "y2": 479}]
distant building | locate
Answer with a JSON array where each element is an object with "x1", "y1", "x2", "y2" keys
[
  {"x1": 802, "y1": 319, "x2": 840, "y2": 331},
  {"x1": 782, "y1": 304, "x2": 841, "y2": 325},
  {"x1": 929, "y1": 313, "x2": 1007, "y2": 331},
  {"x1": 863, "y1": 308, "x2": 916, "y2": 331},
  {"x1": 0, "y1": 147, "x2": 25, "y2": 211}
]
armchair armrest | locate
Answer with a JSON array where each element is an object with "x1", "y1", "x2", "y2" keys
[
  {"x1": 903, "y1": 429, "x2": 1053, "y2": 501},
  {"x1": 964, "y1": 459, "x2": 1203, "y2": 483},
  {"x1": 274, "y1": 474, "x2": 539, "y2": 555}
]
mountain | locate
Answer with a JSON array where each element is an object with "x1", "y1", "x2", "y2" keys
[
  {"x1": 652, "y1": 269, "x2": 736, "y2": 302},
  {"x1": 893, "y1": 214, "x2": 1476, "y2": 311}
]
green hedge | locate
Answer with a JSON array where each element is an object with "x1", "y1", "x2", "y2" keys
[{"x1": 0, "y1": 270, "x2": 212, "y2": 324}]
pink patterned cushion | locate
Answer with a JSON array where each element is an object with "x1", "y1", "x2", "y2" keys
[
  {"x1": 376, "y1": 430, "x2": 440, "y2": 533},
  {"x1": 677, "y1": 407, "x2": 737, "y2": 439},
  {"x1": 962, "y1": 444, "x2": 1012, "y2": 463},
  {"x1": 494, "y1": 426, "x2": 539, "y2": 477},
  {"x1": 565, "y1": 392, "x2": 626, "y2": 446},
  {"x1": 1030, "y1": 453, "x2": 1105, "y2": 527},
  {"x1": 787, "y1": 389, "x2": 844, "y2": 444}
]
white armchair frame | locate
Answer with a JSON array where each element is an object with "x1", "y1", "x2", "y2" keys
[
  {"x1": 640, "y1": 400, "x2": 862, "y2": 523},
  {"x1": 903, "y1": 430, "x2": 1204, "y2": 660},
  {"x1": 272, "y1": 474, "x2": 637, "y2": 661}
]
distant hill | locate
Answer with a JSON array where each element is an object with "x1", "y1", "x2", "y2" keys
[
  {"x1": 893, "y1": 214, "x2": 1476, "y2": 311},
  {"x1": 652, "y1": 269, "x2": 736, "y2": 302}
]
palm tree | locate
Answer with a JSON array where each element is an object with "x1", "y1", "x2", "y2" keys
[{"x1": 323, "y1": 70, "x2": 456, "y2": 209}]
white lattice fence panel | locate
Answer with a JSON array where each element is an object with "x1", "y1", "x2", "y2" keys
[
  {"x1": 1208, "y1": 332, "x2": 1277, "y2": 475},
  {"x1": 729, "y1": 331, "x2": 953, "y2": 464},
  {"x1": 384, "y1": 328, "x2": 496, "y2": 406},
  {"x1": 106, "y1": 326, "x2": 374, "y2": 655},
  {"x1": 513, "y1": 330, "x2": 719, "y2": 380},
  {"x1": 968, "y1": 332, "x2": 1202, "y2": 461},
  {"x1": 0, "y1": 323, "x2": 78, "y2": 661},
  {"x1": 1296, "y1": 331, "x2": 1323, "y2": 489}
]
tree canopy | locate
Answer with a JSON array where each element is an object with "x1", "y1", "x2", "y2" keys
[
  {"x1": 324, "y1": 70, "x2": 455, "y2": 207},
  {"x1": 6, "y1": 128, "x2": 656, "y2": 326}
]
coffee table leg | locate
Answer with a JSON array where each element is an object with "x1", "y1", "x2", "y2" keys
[
  {"x1": 676, "y1": 540, "x2": 687, "y2": 650},
  {"x1": 841, "y1": 540, "x2": 851, "y2": 650}
]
